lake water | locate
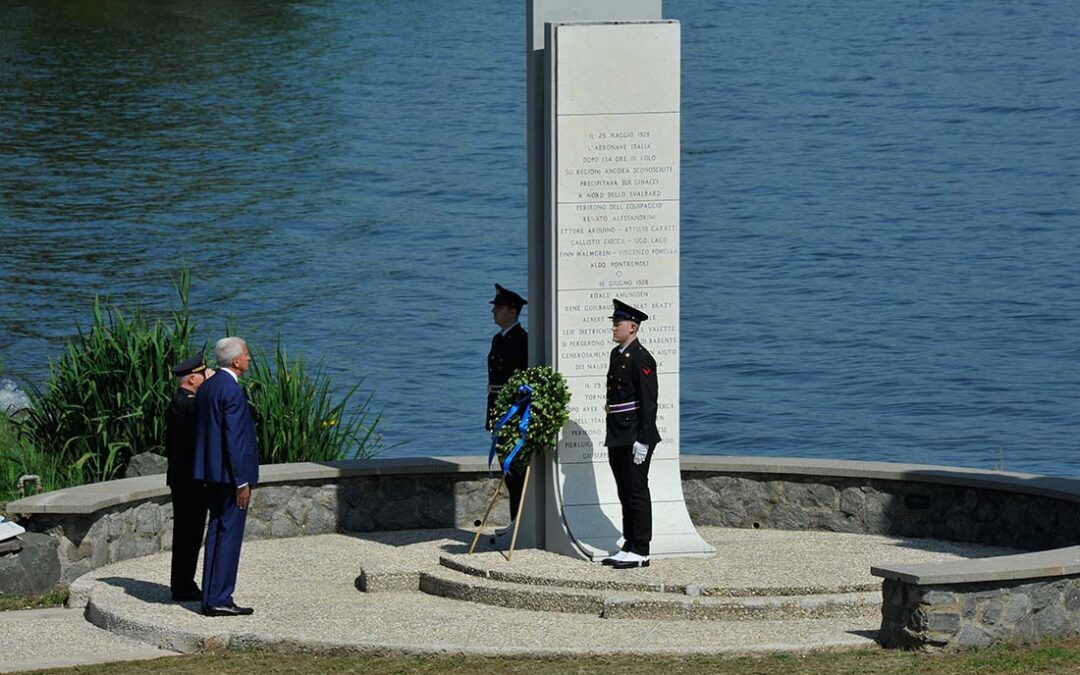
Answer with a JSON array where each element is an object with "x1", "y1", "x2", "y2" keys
[{"x1": 1, "y1": 1, "x2": 1077, "y2": 475}]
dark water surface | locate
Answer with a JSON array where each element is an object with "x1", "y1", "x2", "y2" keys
[{"x1": 1, "y1": 1, "x2": 1077, "y2": 474}]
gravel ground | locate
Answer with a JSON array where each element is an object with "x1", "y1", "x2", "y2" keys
[
  {"x1": 62, "y1": 527, "x2": 1015, "y2": 657},
  {"x1": 0, "y1": 607, "x2": 176, "y2": 673}
]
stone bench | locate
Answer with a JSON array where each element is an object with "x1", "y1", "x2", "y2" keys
[
  {"x1": 872, "y1": 546, "x2": 1080, "y2": 650},
  {"x1": 9, "y1": 454, "x2": 1080, "y2": 650}
]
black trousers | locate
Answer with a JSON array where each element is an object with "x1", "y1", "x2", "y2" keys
[
  {"x1": 504, "y1": 470, "x2": 527, "y2": 522},
  {"x1": 607, "y1": 443, "x2": 656, "y2": 556},
  {"x1": 169, "y1": 483, "x2": 208, "y2": 593}
]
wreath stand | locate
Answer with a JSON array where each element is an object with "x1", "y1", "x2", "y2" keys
[{"x1": 467, "y1": 462, "x2": 532, "y2": 560}]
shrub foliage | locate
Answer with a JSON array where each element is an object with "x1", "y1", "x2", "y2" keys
[
  {"x1": 6, "y1": 270, "x2": 381, "y2": 495},
  {"x1": 20, "y1": 276, "x2": 195, "y2": 484},
  {"x1": 247, "y1": 344, "x2": 382, "y2": 464}
]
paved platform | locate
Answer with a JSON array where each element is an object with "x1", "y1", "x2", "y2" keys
[
  {"x1": 0, "y1": 607, "x2": 176, "y2": 673},
  {"x1": 55, "y1": 527, "x2": 1015, "y2": 658}
]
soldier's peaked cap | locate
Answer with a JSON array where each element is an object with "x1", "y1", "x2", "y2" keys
[
  {"x1": 610, "y1": 299, "x2": 648, "y2": 323},
  {"x1": 490, "y1": 284, "x2": 527, "y2": 309},
  {"x1": 171, "y1": 356, "x2": 207, "y2": 377}
]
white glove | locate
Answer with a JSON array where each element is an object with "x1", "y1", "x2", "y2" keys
[{"x1": 632, "y1": 442, "x2": 649, "y2": 465}]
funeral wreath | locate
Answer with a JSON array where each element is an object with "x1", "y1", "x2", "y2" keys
[{"x1": 490, "y1": 365, "x2": 571, "y2": 475}]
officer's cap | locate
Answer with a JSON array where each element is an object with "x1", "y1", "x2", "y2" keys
[
  {"x1": 171, "y1": 356, "x2": 207, "y2": 377},
  {"x1": 490, "y1": 284, "x2": 527, "y2": 309},
  {"x1": 610, "y1": 299, "x2": 649, "y2": 324}
]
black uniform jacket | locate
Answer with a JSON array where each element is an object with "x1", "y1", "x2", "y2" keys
[
  {"x1": 487, "y1": 323, "x2": 528, "y2": 428},
  {"x1": 605, "y1": 339, "x2": 661, "y2": 447},
  {"x1": 165, "y1": 388, "x2": 198, "y2": 486}
]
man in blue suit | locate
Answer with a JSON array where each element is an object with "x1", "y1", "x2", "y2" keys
[{"x1": 194, "y1": 336, "x2": 259, "y2": 617}]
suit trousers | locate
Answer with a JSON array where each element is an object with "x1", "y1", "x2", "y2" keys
[
  {"x1": 169, "y1": 483, "x2": 208, "y2": 593},
  {"x1": 202, "y1": 483, "x2": 248, "y2": 608},
  {"x1": 607, "y1": 443, "x2": 656, "y2": 556}
]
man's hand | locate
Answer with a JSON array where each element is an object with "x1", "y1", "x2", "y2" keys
[
  {"x1": 632, "y1": 442, "x2": 649, "y2": 465},
  {"x1": 237, "y1": 484, "x2": 251, "y2": 510}
]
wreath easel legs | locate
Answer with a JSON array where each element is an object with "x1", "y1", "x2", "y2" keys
[
  {"x1": 506, "y1": 464, "x2": 531, "y2": 560},
  {"x1": 467, "y1": 480, "x2": 502, "y2": 555},
  {"x1": 467, "y1": 463, "x2": 532, "y2": 560}
]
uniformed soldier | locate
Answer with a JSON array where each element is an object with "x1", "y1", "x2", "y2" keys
[
  {"x1": 487, "y1": 284, "x2": 528, "y2": 533},
  {"x1": 601, "y1": 299, "x2": 660, "y2": 569},
  {"x1": 166, "y1": 355, "x2": 214, "y2": 601}
]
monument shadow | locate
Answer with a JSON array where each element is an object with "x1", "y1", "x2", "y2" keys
[{"x1": 553, "y1": 420, "x2": 623, "y2": 557}]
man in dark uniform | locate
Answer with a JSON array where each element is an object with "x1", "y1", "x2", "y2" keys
[
  {"x1": 487, "y1": 284, "x2": 528, "y2": 533},
  {"x1": 165, "y1": 355, "x2": 213, "y2": 601},
  {"x1": 601, "y1": 299, "x2": 661, "y2": 569}
]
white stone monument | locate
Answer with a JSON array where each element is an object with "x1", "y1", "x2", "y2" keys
[{"x1": 521, "y1": 1, "x2": 713, "y2": 560}]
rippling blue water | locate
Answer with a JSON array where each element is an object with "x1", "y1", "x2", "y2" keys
[{"x1": 1, "y1": 1, "x2": 1077, "y2": 474}]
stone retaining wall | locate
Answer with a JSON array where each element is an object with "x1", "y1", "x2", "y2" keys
[
  {"x1": 682, "y1": 472, "x2": 1080, "y2": 550},
  {"x1": 880, "y1": 576, "x2": 1080, "y2": 650},
  {"x1": 0, "y1": 532, "x2": 60, "y2": 596}
]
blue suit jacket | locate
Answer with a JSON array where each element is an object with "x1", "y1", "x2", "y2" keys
[{"x1": 193, "y1": 371, "x2": 259, "y2": 488}]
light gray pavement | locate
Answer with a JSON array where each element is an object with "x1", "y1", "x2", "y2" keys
[
  {"x1": 448, "y1": 527, "x2": 1017, "y2": 595},
  {"x1": 52, "y1": 527, "x2": 1016, "y2": 658},
  {"x1": 0, "y1": 607, "x2": 177, "y2": 673}
]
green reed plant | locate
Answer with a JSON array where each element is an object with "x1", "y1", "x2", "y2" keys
[
  {"x1": 0, "y1": 415, "x2": 82, "y2": 501},
  {"x1": 246, "y1": 343, "x2": 382, "y2": 463},
  {"x1": 13, "y1": 268, "x2": 382, "y2": 492},
  {"x1": 20, "y1": 272, "x2": 197, "y2": 485}
]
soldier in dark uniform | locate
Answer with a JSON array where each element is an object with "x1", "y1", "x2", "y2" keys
[
  {"x1": 166, "y1": 356, "x2": 213, "y2": 601},
  {"x1": 601, "y1": 299, "x2": 660, "y2": 569},
  {"x1": 487, "y1": 284, "x2": 528, "y2": 533}
]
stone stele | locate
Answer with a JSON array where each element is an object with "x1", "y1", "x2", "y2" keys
[{"x1": 537, "y1": 19, "x2": 713, "y2": 561}]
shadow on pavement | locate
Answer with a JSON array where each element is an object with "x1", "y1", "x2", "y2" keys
[{"x1": 96, "y1": 577, "x2": 202, "y2": 614}]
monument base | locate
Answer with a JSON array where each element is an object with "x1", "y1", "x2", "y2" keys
[{"x1": 543, "y1": 453, "x2": 715, "y2": 561}]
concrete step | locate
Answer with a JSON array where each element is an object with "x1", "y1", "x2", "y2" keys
[
  {"x1": 438, "y1": 554, "x2": 878, "y2": 597},
  {"x1": 418, "y1": 566, "x2": 880, "y2": 621}
]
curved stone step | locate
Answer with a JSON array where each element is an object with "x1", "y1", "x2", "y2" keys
[
  {"x1": 602, "y1": 590, "x2": 881, "y2": 621},
  {"x1": 438, "y1": 554, "x2": 877, "y2": 597},
  {"x1": 419, "y1": 567, "x2": 880, "y2": 621}
]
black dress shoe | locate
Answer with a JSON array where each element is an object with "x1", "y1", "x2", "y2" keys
[
  {"x1": 171, "y1": 590, "x2": 202, "y2": 602},
  {"x1": 201, "y1": 604, "x2": 254, "y2": 617}
]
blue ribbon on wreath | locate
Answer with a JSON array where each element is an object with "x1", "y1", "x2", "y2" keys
[{"x1": 488, "y1": 384, "x2": 534, "y2": 475}]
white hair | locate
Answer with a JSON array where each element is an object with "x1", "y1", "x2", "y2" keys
[{"x1": 215, "y1": 337, "x2": 247, "y2": 369}]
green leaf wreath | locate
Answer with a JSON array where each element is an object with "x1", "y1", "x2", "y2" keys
[{"x1": 491, "y1": 365, "x2": 571, "y2": 474}]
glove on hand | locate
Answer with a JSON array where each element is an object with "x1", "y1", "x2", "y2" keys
[{"x1": 632, "y1": 441, "x2": 649, "y2": 465}]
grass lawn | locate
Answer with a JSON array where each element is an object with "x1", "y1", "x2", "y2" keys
[
  {"x1": 18, "y1": 640, "x2": 1080, "y2": 675},
  {"x1": 0, "y1": 586, "x2": 68, "y2": 612}
]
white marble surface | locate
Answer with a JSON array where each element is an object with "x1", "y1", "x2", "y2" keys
[
  {"x1": 554, "y1": 22, "x2": 680, "y2": 115},
  {"x1": 546, "y1": 20, "x2": 709, "y2": 560}
]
